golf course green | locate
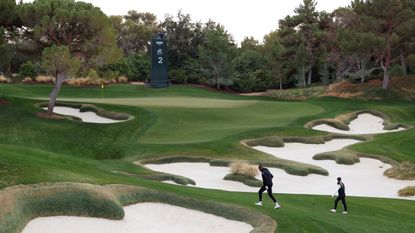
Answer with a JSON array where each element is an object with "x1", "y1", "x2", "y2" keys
[{"x1": 1, "y1": 83, "x2": 415, "y2": 233}]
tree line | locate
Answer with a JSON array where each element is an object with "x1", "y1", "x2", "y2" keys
[{"x1": 1, "y1": 0, "x2": 415, "y2": 102}]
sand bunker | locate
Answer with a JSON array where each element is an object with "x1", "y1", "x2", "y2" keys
[
  {"x1": 146, "y1": 138, "x2": 415, "y2": 200},
  {"x1": 312, "y1": 113, "x2": 405, "y2": 134},
  {"x1": 43, "y1": 107, "x2": 125, "y2": 124},
  {"x1": 22, "y1": 202, "x2": 253, "y2": 233}
]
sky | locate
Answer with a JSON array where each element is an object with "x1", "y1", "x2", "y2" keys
[{"x1": 22, "y1": 0, "x2": 352, "y2": 43}]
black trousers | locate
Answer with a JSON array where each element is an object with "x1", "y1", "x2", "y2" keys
[
  {"x1": 258, "y1": 185, "x2": 277, "y2": 203},
  {"x1": 334, "y1": 196, "x2": 347, "y2": 211}
]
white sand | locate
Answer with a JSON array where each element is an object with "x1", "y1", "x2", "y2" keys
[
  {"x1": 146, "y1": 160, "x2": 415, "y2": 200},
  {"x1": 22, "y1": 203, "x2": 253, "y2": 233},
  {"x1": 312, "y1": 113, "x2": 405, "y2": 134},
  {"x1": 43, "y1": 107, "x2": 125, "y2": 124},
  {"x1": 145, "y1": 113, "x2": 414, "y2": 199},
  {"x1": 253, "y1": 140, "x2": 415, "y2": 199}
]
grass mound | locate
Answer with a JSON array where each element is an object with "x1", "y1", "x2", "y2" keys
[
  {"x1": 385, "y1": 162, "x2": 415, "y2": 180},
  {"x1": 224, "y1": 174, "x2": 262, "y2": 187},
  {"x1": 398, "y1": 186, "x2": 415, "y2": 197},
  {"x1": 244, "y1": 136, "x2": 284, "y2": 147},
  {"x1": 313, "y1": 150, "x2": 360, "y2": 165}
]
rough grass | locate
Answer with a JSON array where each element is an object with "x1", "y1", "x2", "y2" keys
[
  {"x1": 398, "y1": 186, "x2": 415, "y2": 197},
  {"x1": 385, "y1": 162, "x2": 415, "y2": 180},
  {"x1": 0, "y1": 75, "x2": 12, "y2": 84},
  {"x1": 243, "y1": 86, "x2": 326, "y2": 100},
  {"x1": 229, "y1": 161, "x2": 259, "y2": 177},
  {"x1": 224, "y1": 174, "x2": 263, "y2": 187},
  {"x1": 0, "y1": 183, "x2": 276, "y2": 233}
]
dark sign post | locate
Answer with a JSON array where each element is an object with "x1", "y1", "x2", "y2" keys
[{"x1": 150, "y1": 33, "x2": 169, "y2": 88}]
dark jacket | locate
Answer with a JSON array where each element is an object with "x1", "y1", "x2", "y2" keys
[
  {"x1": 338, "y1": 181, "x2": 346, "y2": 197},
  {"x1": 261, "y1": 168, "x2": 274, "y2": 186}
]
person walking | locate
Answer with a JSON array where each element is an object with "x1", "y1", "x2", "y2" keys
[
  {"x1": 255, "y1": 164, "x2": 281, "y2": 209},
  {"x1": 330, "y1": 177, "x2": 347, "y2": 214}
]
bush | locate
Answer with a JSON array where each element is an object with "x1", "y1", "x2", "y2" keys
[
  {"x1": 229, "y1": 161, "x2": 259, "y2": 178},
  {"x1": 169, "y1": 69, "x2": 187, "y2": 84},
  {"x1": 407, "y1": 54, "x2": 415, "y2": 74},
  {"x1": 101, "y1": 53, "x2": 150, "y2": 82},
  {"x1": 232, "y1": 70, "x2": 271, "y2": 93},
  {"x1": 390, "y1": 64, "x2": 404, "y2": 77},
  {"x1": 87, "y1": 69, "x2": 99, "y2": 79},
  {"x1": 19, "y1": 61, "x2": 41, "y2": 78},
  {"x1": 99, "y1": 70, "x2": 119, "y2": 80}
]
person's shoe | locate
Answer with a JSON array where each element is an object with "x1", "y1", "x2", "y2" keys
[
  {"x1": 254, "y1": 201, "x2": 263, "y2": 206},
  {"x1": 274, "y1": 202, "x2": 281, "y2": 209},
  {"x1": 330, "y1": 209, "x2": 336, "y2": 213},
  {"x1": 342, "y1": 211, "x2": 348, "y2": 214}
]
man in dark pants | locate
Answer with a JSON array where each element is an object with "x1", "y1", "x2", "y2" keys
[
  {"x1": 330, "y1": 177, "x2": 347, "y2": 214},
  {"x1": 255, "y1": 164, "x2": 281, "y2": 209}
]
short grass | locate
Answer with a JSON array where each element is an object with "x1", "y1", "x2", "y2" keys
[{"x1": 1, "y1": 83, "x2": 415, "y2": 232}]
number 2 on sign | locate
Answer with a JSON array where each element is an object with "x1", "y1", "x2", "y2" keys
[{"x1": 158, "y1": 57, "x2": 163, "y2": 64}]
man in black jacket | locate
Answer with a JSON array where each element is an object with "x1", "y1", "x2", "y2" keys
[
  {"x1": 255, "y1": 164, "x2": 281, "y2": 209},
  {"x1": 330, "y1": 177, "x2": 348, "y2": 214}
]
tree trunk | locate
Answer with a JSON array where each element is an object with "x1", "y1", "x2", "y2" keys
[
  {"x1": 400, "y1": 52, "x2": 407, "y2": 76},
  {"x1": 359, "y1": 61, "x2": 365, "y2": 84},
  {"x1": 47, "y1": 73, "x2": 65, "y2": 114},
  {"x1": 302, "y1": 65, "x2": 306, "y2": 87},
  {"x1": 279, "y1": 77, "x2": 282, "y2": 91},
  {"x1": 383, "y1": 16, "x2": 393, "y2": 90},
  {"x1": 307, "y1": 68, "x2": 312, "y2": 86},
  {"x1": 383, "y1": 67, "x2": 389, "y2": 90},
  {"x1": 216, "y1": 74, "x2": 220, "y2": 90}
]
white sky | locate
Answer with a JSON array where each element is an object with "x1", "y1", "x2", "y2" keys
[{"x1": 22, "y1": 0, "x2": 352, "y2": 43}]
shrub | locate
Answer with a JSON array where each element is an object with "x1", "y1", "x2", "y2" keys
[
  {"x1": 87, "y1": 69, "x2": 99, "y2": 79},
  {"x1": 0, "y1": 75, "x2": 12, "y2": 83},
  {"x1": 169, "y1": 69, "x2": 187, "y2": 84},
  {"x1": 19, "y1": 61, "x2": 38, "y2": 78},
  {"x1": 229, "y1": 161, "x2": 259, "y2": 178}
]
